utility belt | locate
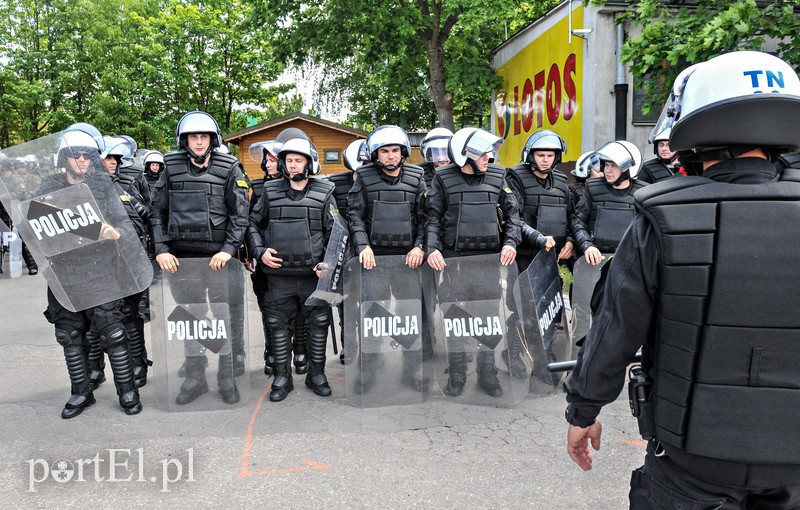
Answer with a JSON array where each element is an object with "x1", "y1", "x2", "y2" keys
[{"x1": 628, "y1": 365, "x2": 656, "y2": 440}]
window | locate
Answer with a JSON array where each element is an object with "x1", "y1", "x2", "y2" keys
[{"x1": 323, "y1": 149, "x2": 341, "y2": 163}]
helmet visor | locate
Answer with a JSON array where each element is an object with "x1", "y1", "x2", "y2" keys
[
  {"x1": 462, "y1": 130, "x2": 503, "y2": 162},
  {"x1": 427, "y1": 146, "x2": 450, "y2": 163}
]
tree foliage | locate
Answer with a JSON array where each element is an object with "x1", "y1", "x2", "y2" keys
[
  {"x1": 0, "y1": 0, "x2": 290, "y2": 149},
  {"x1": 260, "y1": 0, "x2": 558, "y2": 131},
  {"x1": 611, "y1": 0, "x2": 800, "y2": 114}
]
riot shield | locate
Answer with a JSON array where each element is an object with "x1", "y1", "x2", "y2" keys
[
  {"x1": 343, "y1": 255, "x2": 433, "y2": 408},
  {"x1": 569, "y1": 255, "x2": 612, "y2": 356},
  {"x1": 512, "y1": 249, "x2": 571, "y2": 395},
  {"x1": 428, "y1": 254, "x2": 527, "y2": 407},
  {"x1": 0, "y1": 218, "x2": 22, "y2": 278},
  {"x1": 0, "y1": 131, "x2": 152, "y2": 310},
  {"x1": 150, "y1": 258, "x2": 251, "y2": 412},
  {"x1": 306, "y1": 209, "x2": 353, "y2": 307}
]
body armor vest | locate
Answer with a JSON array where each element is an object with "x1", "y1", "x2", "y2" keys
[
  {"x1": 420, "y1": 162, "x2": 436, "y2": 189},
  {"x1": 263, "y1": 178, "x2": 334, "y2": 275},
  {"x1": 438, "y1": 164, "x2": 504, "y2": 252},
  {"x1": 636, "y1": 170, "x2": 800, "y2": 465},
  {"x1": 327, "y1": 171, "x2": 354, "y2": 212},
  {"x1": 640, "y1": 158, "x2": 675, "y2": 183},
  {"x1": 163, "y1": 152, "x2": 238, "y2": 251},
  {"x1": 508, "y1": 165, "x2": 569, "y2": 251},
  {"x1": 356, "y1": 163, "x2": 423, "y2": 249},
  {"x1": 586, "y1": 178, "x2": 646, "y2": 252}
]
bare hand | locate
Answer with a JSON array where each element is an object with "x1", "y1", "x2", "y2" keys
[
  {"x1": 209, "y1": 251, "x2": 232, "y2": 271},
  {"x1": 156, "y1": 252, "x2": 180, "y2": 273},
  {"x1": 567, "y1": 421, "x2": 603, "y2": 471},
  {"x1": 584, "y1": 246, "x2": 604, "y2": 266},
  {"x1": 243, "y1": 259, "x2": 255, "y2": 272},
  {"x1": 543, "y1": 236, "x2": 556, "y2": 252},
  {"x1": 500, "y1": 245, "x2": 517, "y2": 266},
  {"x1": 359, "y1": 246, "x2": 375, "y2": 270},
  {"x1": 427, "y1": 249, "x2": 446, "y2": 271},
  {"x1": 558, "y1": 241, "x2": 574, "y2": 261},
  {"x1": 405, "y1": 246, "x2": 425, "y2": 269},
  {"x1": 99, "y1": 223, "x2": 120, "y2": 240},
  {"x1": 261, "y1": 248, "x2": 282, "y2": 269}
]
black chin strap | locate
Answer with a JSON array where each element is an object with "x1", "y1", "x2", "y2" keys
[
  {"x1": 610, "y1": 170, "x2": 630, "y2": 187},
  {"x1": 188, "y1": 147, "x2": 210, "y2": 165},
  {"x1": 467, "y1": 159, "x2": 484, "y2": 174}
]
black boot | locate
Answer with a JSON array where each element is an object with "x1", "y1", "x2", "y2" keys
[
  {"x1": 22, "y1": 242, "x2": 37, "y2": 275},
  {"x1": 477, "y1": 351, "x2": 503, "y2": 398},
  {"x1": 126, "y1": 318, "x2": 151, "y2": 388},
  {"x1": 445, "y1": 351, "x2": 467, "y2": 397},
  {"x1": 61, "y1": 345, "x2": 96, "y2": 419},
  {"x1": 232, "y1": 337, "x2": 246, "y2": 377},
  {"x1": 217, "y1": 355, "x2": 240, "y2": 404},
  {"x1": 400, "y1": 349, "x2": 427, "y2": 392},
  {"x1": 293, "y1": 316, "x2": 309, "y2": 375},
  {"x1": 304, "y1": 316, "x2": 331, "y2": 397},
  {"x1": 85, "y1": 331, "x2": 106, "y2": 388},
  {"x1": 178, "y1": 355, "x2": 208, "y2": 377},
  {"x1": 353, "y1": 352, "x2": 383, "y2": 394},
  {"x1": 176, "y1": 356, "x2": 209, "y2": 405},
  {"x1": 269, "y1": 326, "x2": 294, "y2": 402},
  {"x1": 106, "y1": 340, "x2": 143, "y2": 415},
  {"x1": 263, "y1": 315, "x2": 275, "y2": 376}
]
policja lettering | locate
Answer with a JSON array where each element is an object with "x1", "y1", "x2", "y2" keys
[
  {"x1": 444, "y1": 315, "x2": 503, "y2": 338},
  {"x1": 363, "y1": 315, "x2": 419, "y2": 339},
  {"x1": 29, "y1": 202, "x2": 102, "y2": 240},
  {"x1": 538, "y1": 292, "x2": 563, "y2": 333},
  {"x1": 167, "y1": 319, "x2": 228, "y2": 342}
]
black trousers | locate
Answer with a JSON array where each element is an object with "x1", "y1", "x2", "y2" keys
[{"x1": 630, "y1": 441, "x2": 800, "y2": 509}]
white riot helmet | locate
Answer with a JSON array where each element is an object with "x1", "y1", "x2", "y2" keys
[
  {"x1": 656, "y1": 51, "x2": 800, "y2": 173},
  {"x1": 56, "y1": 123, "x2": 104, "y2": 170},
  {"x1": 572, "y1": 151, "x2": 600, "y2": 180},
  {"x1": 248, "y1": 140, "x2": 277, "y2": 174},
  {"x1": 277, "y1": 137, "x2": 319, "y2": 181},
  {"x1": 366, "y1": 125, "x2": 411, "y2": 171},
  {"x1": 595, "y1": 140, "x2": 642, "y2": 185},
  {"x1": 448, "y1": 128, "x2": 503, "y2": 172},
  {"x1": 420, "y1": 127, "x2": 453, "y2": 165},
  {"x1": 521, "y1": 129, "x2": 567, "y2": 170},
  {"x1": 143, "y1": 150, "x2": 165, "y2": 176},
  {"x1": 101, "y1": 136, "x2": 136, "y2": 166},
  {"x1": 343, "y1": 139, "x2": 366, "y2": 171},
  {"x1": 176, "y1": 110, "x2": 222, "y2": 163}
]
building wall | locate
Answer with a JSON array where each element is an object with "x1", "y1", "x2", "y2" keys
[{"x1": 238, "y1": 119, "x2": 366, "y2": 182}]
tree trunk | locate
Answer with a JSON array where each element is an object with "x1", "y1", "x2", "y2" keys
[{"x1": 426, "y1": 42, "x2": 454, "y2": 131}]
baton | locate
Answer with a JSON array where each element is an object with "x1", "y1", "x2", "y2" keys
[
  {"x1": 547, "y1": 352, "x2": 642, "y2": 372},
  {"x1": 329, "y1": 308, "x2": 338, "y2": 355}
]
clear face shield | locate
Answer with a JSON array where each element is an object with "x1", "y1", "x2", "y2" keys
[
  {"x1": 248, "y1": 140, "x2": 275, "y2": 162},
  {"x1": 462, "y1": 130, "x2": 503, "y2": 164},
  {"x1": 426, "y1": 146, "x2": 450, "y2": 164}
]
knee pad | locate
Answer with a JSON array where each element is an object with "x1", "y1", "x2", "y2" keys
[
  {"x1": 55, "y1": 325, "x2": 84, "y2": 347},
  {"x1": 98, "y1": 324, "x2": 127, "y2": 350},
  {"x1": 265, "y1": 311, "x2": 290, "y2": 332},
  {"x1": 307, "y1": 309, "x2": 330, "y2": 331}
]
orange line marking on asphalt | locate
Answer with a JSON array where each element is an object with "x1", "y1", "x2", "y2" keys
[
  {"x1": 620, "y1": 438, "x2": 648, "y2": 447},
  {"x1": 238, "y1": 384, "x2": 334, "y2": 477}
]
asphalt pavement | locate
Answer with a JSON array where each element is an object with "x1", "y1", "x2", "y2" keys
[{"x1": 0, "y1": 268, "x2": 644, "y2": 509}]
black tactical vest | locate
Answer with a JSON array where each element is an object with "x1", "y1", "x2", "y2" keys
[
  {"x1": 163, "y1": 152, "x2": 239, "y2": 251},
  {"x1": 262, "y1": 178, "x2": 334, "y2": 275},
  {"x1": 508, "y1": 165, "x2": 569, "y2": 248},
  {"x1": 636, "y1": 169, "x2": 800, "y2": 465},
  {"x1": 438, "y1": 164, "x2": 505, "y2": 252},
  {"x1": 420, "y1": 162, "x2": 437, "y2": 189},
  {"x1": 640, "y1": 158, "x2": 675, "y2": 183},
  {"x1": 356, "y1": 163, "x2": 423, "y2": 250},
  {"x1": 586, "y1": 177, "x2": 646, "y2": 252},
  {"x1": 326, "y1": 171, "x2": 354, "y2": 212}
]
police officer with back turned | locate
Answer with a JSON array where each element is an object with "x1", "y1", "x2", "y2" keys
[{"x1": 564, "y1": 51, "x2": 800, "y2": 507}]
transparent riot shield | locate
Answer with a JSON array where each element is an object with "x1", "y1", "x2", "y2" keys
[
  {"x1": 0, "y1": 218, "x2": 22, "y2": 278},
  {"x1": 150, "y1": 258, "x2": 251, "y2": 412},
  {"x1": 512, "y1": 249, "x2": 571, "y2": 395},
  {"x1": 569, "y1": 254, "x2": 612, "y2": 357},
  {"x1": 428, "y1": 253, "x2": 527, "y2": 407},
  {"x1": 0, "y1": 131, "x2": 152, "y2": 310},
  {"x1": 306, "y1": 209, "x2": 352, "y2": 308},
  {"x1": 343, "y1": 255, "x2": 433, "y2": 408}
]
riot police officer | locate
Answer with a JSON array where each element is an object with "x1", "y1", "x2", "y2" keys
[
  {"x1": 41, "y1": 124, "x2": 143, "y2": 418},
  {"x1": 347, "y1": 125, "x2": 428, "y2": 393},
  {"x1": 418, "y1": 127, "x2": 453, "y2": 188},
  {"x1": 426, "y1": 127, "x2": 522, "y2": 398},
  {"x1": 565, "y1": 51, "x2": 800, "y2": 507},
  {"x1": 637, "y1": 126, "x2": 681, "y2": 184},
  {"x1": 570, "y1": 140, "x2": 645, "y2": 266},
  {"x1": 247, "y1": 134, "x2": 336, "y2": 402},
  {"x1": 151, "y1": 110, "x2": 250, "y2": 405},
  {"x1": 142, "y1": 150, "x2": 165, "y2": 192}
]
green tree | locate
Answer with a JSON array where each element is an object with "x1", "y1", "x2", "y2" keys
[
  {"x1": 260, "y1": 0, "x2": 557, "y2": 131},
  {"x1": 612, "y1": 0, "x2": 800, "y2": 114}
]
